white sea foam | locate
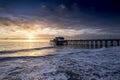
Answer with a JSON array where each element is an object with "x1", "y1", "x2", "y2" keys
[{"x1": 0, "y1": 47, "x2": 120, "y2": 80}]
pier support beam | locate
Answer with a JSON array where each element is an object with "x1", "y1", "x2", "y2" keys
[
  {"x1": 117, "y1": 40, "x2": 120, "y2": 46},
  {"x1": 100, "y1": 40, "x2": 103, "y2": 48},
  {"x1": 86, "y1": 41, "x2": 90, "y2": 48},
  {"x1": 110, "y1": 40, "x2": 114, "y2": 46},
  {"x1": 105, "y1": 40, "x2": 108, "y2": 47},
  {"x1": 90, "y1": 40, "x2": 94, "y2": 48},
  {"x1": 95, "y1": 40, "x2": 98, "y2": 48}
]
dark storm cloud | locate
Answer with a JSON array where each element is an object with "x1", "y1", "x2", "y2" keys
[
  {"x1": 0, "y1": 4, "x2": 6, "y2": 10},
  {"x1": 0, "y1": 0, "x2": 120, "y2": 38}
]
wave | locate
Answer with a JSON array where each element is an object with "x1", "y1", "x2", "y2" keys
[
  {"x1": 0, "y1": 47, "x2": 120, "y2": 80},
  {"x1": 0, "y1": 46, "x2": 55, "y2": 54}
]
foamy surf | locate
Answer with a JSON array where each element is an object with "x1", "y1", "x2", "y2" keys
[{"x1": 0, "y1": 47, "x2": 120, "y2": 80}]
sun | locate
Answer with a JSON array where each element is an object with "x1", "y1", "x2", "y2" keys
[
  {"x1": 26, "y1": 35, "x2": 36, "y2": 42},
  {"x1": 28, "y1": 36, "x2": 35, "y2": 39}
]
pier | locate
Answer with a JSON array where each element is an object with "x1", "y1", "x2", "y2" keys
[
  {"x1": 66, "y1": 39, "x2": 120, "y2": 48},
  {"x1": 50, "y1": 37, "x2": 120, "y2": 48}
]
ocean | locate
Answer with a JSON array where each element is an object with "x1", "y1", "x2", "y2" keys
[
  {"x1": 0, "y1": 42, "x2": 54, "y2": 57},
  {"x1": 0, "y1": 42, "x2": 120, "y2": 80},
  {"x1": 0, "y1": 42, "x2": 83, "y2": 58},
  {"x1": 0, "y1": 42, "x2": 93, "y2": 58}
]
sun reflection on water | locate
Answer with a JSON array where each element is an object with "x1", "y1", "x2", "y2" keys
[
  {"x1": 0, "y1": 41, "x2": 55, "y2": 57},
  {"x1": 0, "y1": 49, "x2": 55, "y2": 57}
]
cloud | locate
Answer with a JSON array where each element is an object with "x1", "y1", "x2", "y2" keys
[
  {"x1": 0, "y1": 4, "x2": 7, "y2": 11},
  {"x1": 0, "y1": 0, "x2": 120, "y2": 39}
]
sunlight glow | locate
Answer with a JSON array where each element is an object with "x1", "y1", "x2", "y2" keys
[{"x1": 26, "y1": 35, "x2": 36, "y2": 42}]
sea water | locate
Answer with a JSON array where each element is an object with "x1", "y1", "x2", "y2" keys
[
  {"x1": 0, "y1": 42, "x2": 58, "y2": 57},
  {"x1": 0, "y1": 42, "x2": 120, "y2": 80},
  {"x1": 0, "y1": 42, "x2": 82, "y2": 57}
]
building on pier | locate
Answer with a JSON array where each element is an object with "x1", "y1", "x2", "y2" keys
[{"x1": 50, "y1": 37, "x2": 68, "y2": 45}]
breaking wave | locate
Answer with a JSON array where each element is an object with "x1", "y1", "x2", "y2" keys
[
  {"x1": 0, "y1": 47, "x2": 120, "y2": 80},
  {"x1": 0, "y1": 46, "x2": 55, "y2": 54}
]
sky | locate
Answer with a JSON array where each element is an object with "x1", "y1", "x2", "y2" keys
[{"x1": 0, "y1": 0, "x2": 120, "y2": 41}]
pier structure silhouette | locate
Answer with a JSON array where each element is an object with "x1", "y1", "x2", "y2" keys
[{"x1": 50, "y1": 37, "x2": 120, "y2": 48}]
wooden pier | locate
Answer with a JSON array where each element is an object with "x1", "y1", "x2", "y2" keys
[{"x1": 50, "y1": 39, "x2": 120, "y2": 48}]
